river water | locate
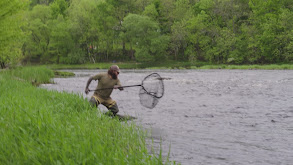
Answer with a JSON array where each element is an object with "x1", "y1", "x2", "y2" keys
[{"x1": 41, "y1": 69, "x2": 293, "y2": 165}]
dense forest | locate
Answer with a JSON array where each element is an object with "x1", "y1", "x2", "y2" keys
[{"x1": 1, "y1": 0, "x2": 293, "y2": 68}]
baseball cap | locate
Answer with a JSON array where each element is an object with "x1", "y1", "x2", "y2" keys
[{"x1": 110, "y1": 65, "x2": 120, "y2": 73}]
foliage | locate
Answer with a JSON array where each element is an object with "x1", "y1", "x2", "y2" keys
[
  {"x1": 0, "y1": 0, "x2": 28, "y2": 68},
  {"x1": 48, "y1": 15, "x2": 73, "y2": 64},
  {"x1": 22, "y1": 4, "x2": 52, "y2": 63},
  {"x1": 50, "y1": 0, "x2": 68, "y2": 19},
  {"x1": 2, "y1": 0, "x2": 293, "y2": 66},
  {"x1": 53, "y1": 70, "x2": 75, "y2": 77},
  {"x1": 122, "y1": 14, "x2": 169, "y2": 62}
]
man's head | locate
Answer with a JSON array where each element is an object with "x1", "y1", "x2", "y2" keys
[{"x1": 108, "y1": 65, "x2": 120, "y2": 79}]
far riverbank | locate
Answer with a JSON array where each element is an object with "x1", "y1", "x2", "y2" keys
[{"x1": 45, "y1": 62, "x2": 293, "y2": 70}]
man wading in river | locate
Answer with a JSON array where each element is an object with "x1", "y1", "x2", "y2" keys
[{"x1": 85, "y1": 65, "x2": 123, "y2": 116}]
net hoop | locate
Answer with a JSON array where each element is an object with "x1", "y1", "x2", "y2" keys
[
  {"x1": 141, "y1": 73, "x2": 164, "y2": 98},
  {"x1": 139, "y1": 73, "x2": 164, "y2": 109}
]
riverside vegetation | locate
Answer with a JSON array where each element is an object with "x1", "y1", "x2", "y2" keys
[
  {"x1": 0, "y1": 66, "x2": 176, "y2": 164},
  {"x1": 47, "y1": 62, "x2": 293, "y2": 70},
  {"x1": 1, "y1": 0, "x2": 293, "y2": 69}
]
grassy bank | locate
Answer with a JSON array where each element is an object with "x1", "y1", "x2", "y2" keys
[
  {"x1": 0, "y1": 67, "x2": 174, "y2": 164},
  {"x1": 7, "y1": 66, "x2": 55, "y2": 85},
  {"x1": 46, "y1": 62, "x2": 293, "y2": 70}
]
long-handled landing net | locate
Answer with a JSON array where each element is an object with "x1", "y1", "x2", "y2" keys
[
  {"x1": 90, "y1": 73, "x2": 164, "y2": 109},
  {"x1": 138, "y1": 73, "x2": 164, "y2": 109}
]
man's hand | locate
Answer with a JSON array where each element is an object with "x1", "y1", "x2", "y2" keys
[
  {"x1": 114, "y1": 85, "x2": 124, "y2": 91},
  {"x1": 85, "y1": 88, "x2": 90, "y2": 94}
]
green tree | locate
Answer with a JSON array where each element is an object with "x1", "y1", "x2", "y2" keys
[
  {"x1": 153, "y1": 0, "x2": 175, "y2": 33},
  {"x1": 280, "y1": 7, "x2": 293, "y2": 62},
  {"x1": 0, "y1": 0, "x2": 28, "y2": 68},
  {"x1": 172, "y1": 0, "x2": 191, "y2": 21},
  {"x1": 135, "y1": 0, "x2": 151, "y2": 12},
  {"x1": 29, "y1": 0, "x2": 54, "y2": 7},
  {"x1": 22, "y1": 5, "x2": 52, "y2": 63},
  {"x1": 142, "y1": 3, "x2": 159, "y2": 20},
  {"x1": 186, "y1": 8, "x2": 214, "y2": 62},
  {"x1": 95, "y1": 1, "x2": 117, "y2": 61},
  {"x1": 170, "y1": 20, "x2": 189, "y2": 61},
  {"x1": 47, "y1": 15, "x2": 73, "y2": 63},
  {"x1": 121, "y1": 14, "x2": 169, "y2": 62},
  {"x1": 67, "y1": 0, "x2": 101, "y2": 63},
  {"x1": 50, "y1": 0, "x2": 68, "y2": 19},
  {"x1": 248, "y1": 0, "x2": 289, "y2": 63},
  {"x1": 19, "y1": 0, "x2": 293, "y2": 65},
  {"x1": 169, "y1": 0, "x2": 192, "y2": 61}
]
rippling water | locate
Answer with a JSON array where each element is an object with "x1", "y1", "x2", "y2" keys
[{"x1": 41, "y1": 69, "x2": 293, "y2": 165}]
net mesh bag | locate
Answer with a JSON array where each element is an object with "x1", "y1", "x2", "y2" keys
[{"x1": 139, "y1": 73, "x2": 164, "y2": 109}]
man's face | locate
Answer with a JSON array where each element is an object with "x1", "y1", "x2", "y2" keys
[{"x1": 111, "y1": 70, "x2": 119, "y2": 79}]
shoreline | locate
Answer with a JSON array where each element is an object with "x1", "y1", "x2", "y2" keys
[{"x1": 45, "y1": 63, "x2": 293, "y2": 70}]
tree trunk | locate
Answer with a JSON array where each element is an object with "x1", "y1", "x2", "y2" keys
[
  {"x1": 130, "y1": 43, "x2": 134, "y2": 60},
  {"x1": 122, "y1": 41, "x2": 126, "y2": 60},
  {"x1": 0, "y1": 62, "x2": 5, "y2": 69}
]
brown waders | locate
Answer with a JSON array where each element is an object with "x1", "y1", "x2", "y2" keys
[{"x1": 89, "y1": 95, "x2": 119, "y2": 116}]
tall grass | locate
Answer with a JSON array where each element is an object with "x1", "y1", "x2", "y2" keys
[
  {"x1": 7, "y1": 66, "x2": 54, "y2": 84},
  {"x1": 0, "y1": 68, "x2": 175, "y2": 164}
]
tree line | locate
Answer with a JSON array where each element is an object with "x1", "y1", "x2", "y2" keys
[{"x1": 1, "y1": 0, "x2": 293, "y2": 68}]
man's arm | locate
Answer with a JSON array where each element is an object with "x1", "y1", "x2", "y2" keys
[
  {"x1": 115, "y1": 79, "x2": 123, "y2": 91},
  {"x1": 85, "y1": 77, "x2": 94, "y2": 94}
]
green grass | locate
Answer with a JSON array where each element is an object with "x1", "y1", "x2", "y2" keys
[
  {"x1": 0, "y1": 67, "x2": 176, "y2": 165},
  {"x1": 6, "y1": 66, "x2": 54, "y2": 85},
  {"x1": 53, "y1": 70, "x2": 75, "y2": 77}
]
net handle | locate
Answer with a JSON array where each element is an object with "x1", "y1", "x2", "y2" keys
[
  {"x1": 89, "y1": 84, "x2": 141, "y2": 91},
  {"x1": 89, "y1": 73, "x2": 163, "y2": 98}
]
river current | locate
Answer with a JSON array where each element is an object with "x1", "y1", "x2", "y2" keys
[{"x1": 41, "y1": 69, "x2": 293, "y2": 165}]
